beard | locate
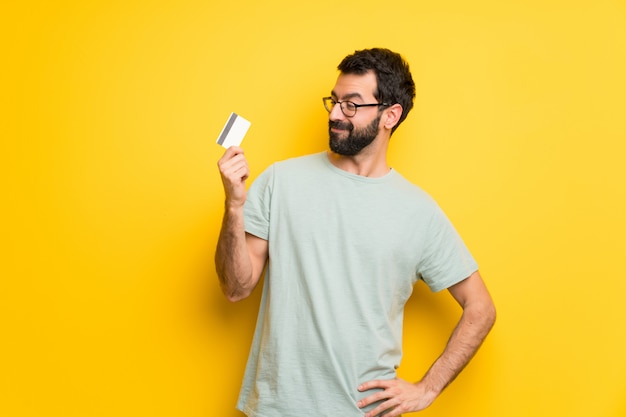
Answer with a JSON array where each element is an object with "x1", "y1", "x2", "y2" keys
[{"x1": 328, "y1": 113, "x2": 381, "y2": 156}]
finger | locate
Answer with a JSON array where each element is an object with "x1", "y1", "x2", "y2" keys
[
  {"x1": 219, "y1": 153, "x2": 249, "y2": 179},
  {"x1": 357, "y1": 389, "x2": 390, "y2": 409},
  {"x1": 358, "y1": 379, "x2": 392, "y2": 392},
  {"x1": 218, "y1": 146, "x2": 245, "y2": 167},
  {"x1": 230, "y1": 163, "x2": 250, "y2": 182},
  {"x1": 224, "y1": 145, "x2": 244, "y2": 156},
  {"x1": 221, "y1": 165, "x2": 249, "y2": 189},
  {"x1": 364, "y1": 399, "x2": 399, "y2": 417},
  {"x1": 226, "y1": 145, "x2": 244, "y2": 159}
]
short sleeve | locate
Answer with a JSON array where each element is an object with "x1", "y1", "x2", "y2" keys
[
  {"x1": 417, "y1": 205, "x2": 478, "y2": 292},
  {"x1": 243, "y1": 164, "x2": 274, "y2": 240}
]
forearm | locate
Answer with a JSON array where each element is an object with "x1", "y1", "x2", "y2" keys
[
  {"x1": 419, "y1": 301, "x2": 496, "y2": 395},
  {"x1": 215, "y1": 204, "x2": 255, "y2": 302},
  {"x1": 357, "y1": 273, "x2": 495, "y2": 416}
]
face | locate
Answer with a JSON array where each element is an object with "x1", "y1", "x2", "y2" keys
[
  {"x1": 328, "y1": 72, "x2": 383, "y2": 156},
  {"x1": 329, "y1": 114, "x2": 381, "y2": 156}
]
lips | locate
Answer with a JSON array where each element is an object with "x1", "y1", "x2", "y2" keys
[{"x1": 329, "y1": 121, "x2": 353, "y2": 133}]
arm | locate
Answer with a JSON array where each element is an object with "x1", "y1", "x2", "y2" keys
[
  {"x1": 357, "y1": 271, "x2": 496, "y2": 416},
  {"x1": 215, "y1": 146, "x2": 268, "y2": 302},
  {"x1": 418, "y1": 270, "x2": 496, "y2": 397}
]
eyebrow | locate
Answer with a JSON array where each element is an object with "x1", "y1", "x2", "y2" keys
[{"x1": 330, "y1": 91, "x2": 364, "y2": 101}]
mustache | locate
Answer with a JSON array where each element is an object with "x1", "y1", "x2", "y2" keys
[{"x1": 329, "y1": 120, "x2": 353, "y2": 131}]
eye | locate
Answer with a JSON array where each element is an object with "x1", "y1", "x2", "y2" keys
[{"x1": 344, "y1": 101, "x2": 357, "y2": 111}]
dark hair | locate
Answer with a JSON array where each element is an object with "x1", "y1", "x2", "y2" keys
[{"x1": 337, "y1": 48, "x2": 416, "y2": 134}]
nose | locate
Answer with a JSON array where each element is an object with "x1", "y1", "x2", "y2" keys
[{"x1": 329, "y1": 102, "x2": 346, "y2": 121}]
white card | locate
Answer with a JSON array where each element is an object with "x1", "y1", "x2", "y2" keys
[{"x1": 216, "y1": 112, "x2": 251, "y2": 148}]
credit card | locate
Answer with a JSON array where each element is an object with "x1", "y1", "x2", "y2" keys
[{"x1": 216, "y1": 112, "x2": 251, "y2": 148}]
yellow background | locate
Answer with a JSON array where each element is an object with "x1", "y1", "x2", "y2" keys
[{"x1": 3, "y1": 0, "x2": 626, "y2": 416}]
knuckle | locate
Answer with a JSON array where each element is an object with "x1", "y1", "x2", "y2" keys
[{"x1": 397, "y1": 403, "x2": 409, "y2": 412}]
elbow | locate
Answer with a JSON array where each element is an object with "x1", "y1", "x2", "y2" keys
[
  {"x1": 223, "y1": 288, "x2": 251, "y2": 303},
  {"x1": 468, "y1": 299, "x2": 497, "y2": 333},
  {"x1": 225, "y1": 294, "x2": 243, "y2": 303},
  {"x1": 483, "y1": 301, "x2": 497, "y2": 331},
  {"x1": 219, "y1": 278, "x2": 254, "y2": 303},
  {"x1": 215, "y1": 266, "x2": 252, "y2": 303},
  {"x1": 215, "y1": 260, "x2": 262, "y2": 303}
]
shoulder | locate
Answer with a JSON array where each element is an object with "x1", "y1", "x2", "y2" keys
[
  {"x1": 265, "y1": 152, "x2": 328, "y2": 182},
  {"x1": 273, "y1": 152, "x2": 326, "y2": 170},
  {"x1": 250, "y1": 152, "x2": 327, "y2": 191},
  {"x1": 388, "y1": 170, "x2": 438, "y2": 207}
]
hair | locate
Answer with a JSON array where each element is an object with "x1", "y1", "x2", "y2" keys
[{"x1": 337, "y1": 48, "x2": 416, "y2": 134}]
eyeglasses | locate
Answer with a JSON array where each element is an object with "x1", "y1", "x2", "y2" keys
[{"x1": 322, "y1": 97, "x2": 390, "y2": 118}]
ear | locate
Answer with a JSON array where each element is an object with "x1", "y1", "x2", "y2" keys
[{"x1": 382, "y1": 104, "x2": 403, "y2": 130}]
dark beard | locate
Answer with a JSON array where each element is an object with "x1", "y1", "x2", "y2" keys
[{"x1": 328, "y1": 113, "x2": 381, "y2": 156}]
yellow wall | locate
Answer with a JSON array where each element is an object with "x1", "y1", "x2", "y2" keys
[{"x1": 3, "y1": 1, "x2": 626, "y2": 416}]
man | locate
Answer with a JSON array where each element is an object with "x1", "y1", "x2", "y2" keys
[{"x1": 216, "y1": 48, "x2": 496, "y2": 417}]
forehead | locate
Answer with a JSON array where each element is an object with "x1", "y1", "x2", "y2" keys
[{"x1": 331, "y1": 71, "x2": 377, "y2": 100}]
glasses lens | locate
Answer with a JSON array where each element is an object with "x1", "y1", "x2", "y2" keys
[
  {"x1": 323, "y1": 98, "x2": 335, "y2": 113},
  {"x1": 341, "y1": 101, "x2": 357, "y2": 117}
]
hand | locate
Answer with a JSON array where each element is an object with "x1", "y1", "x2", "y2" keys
[
  {"x1": 357, "y1": 378, "x2": 438, "y2": 417},
  {"x1": 217, "y1": 146, "x2": 249, "y2": 208}
]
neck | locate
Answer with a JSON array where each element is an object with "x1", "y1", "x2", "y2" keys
[{"x1": 326, "y1": 140, "x2": 390, "y2": 178}]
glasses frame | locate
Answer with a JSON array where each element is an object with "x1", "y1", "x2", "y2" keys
[{"x1": 322, "y1": 96, "x2": 390, "y2": 118}]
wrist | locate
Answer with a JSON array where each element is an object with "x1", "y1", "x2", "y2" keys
[
  {"x1": 416, "y1": 377, "x2": 444, "y2": 399},
  {"x1": 224, "y1": 198, "x2": 246, "y2": 211}
]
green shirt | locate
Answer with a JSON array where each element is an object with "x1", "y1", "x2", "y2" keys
[{"x1": 239, "y1": 152, "x2": 477, "y2": 416}]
